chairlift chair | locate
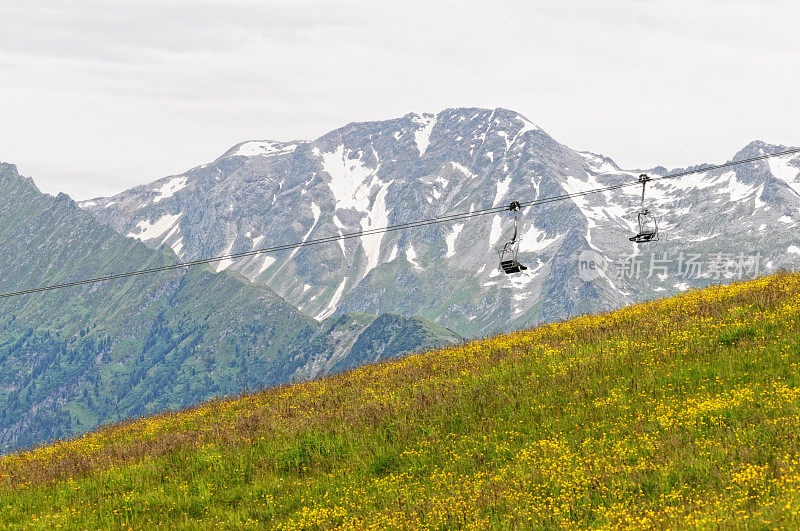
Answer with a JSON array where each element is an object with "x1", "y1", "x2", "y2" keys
[
  {"x1": 498, "y1": 201, "x2": 528, "y2": 274},
  {"x1": 629, "y1": 173, "x2": 660, "y2": 243}
]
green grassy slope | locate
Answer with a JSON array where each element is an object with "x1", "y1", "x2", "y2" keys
[
  {"x1": 0, "y1": 163, "x2": 317, "y2": 449},
  {"x1": 2, "y1": 271, "x2": 800, "y2": 528}
]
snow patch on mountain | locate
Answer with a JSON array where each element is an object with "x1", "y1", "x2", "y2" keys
[
  {"x1": 506, "y1": 269, "x2": 537, "y2": 290},
  {"x1": 268, "y1": 203, "x2": 321, "y2": 282},
  {"x1": 489, "y1": 214, "x2": 503, "y2": 248},
  {"x1": 318, "y1": 145, "x2": 379, "y2": 211},
  {"x1": 494, "y1": 176, "x2": 512, "y2": 206},
  {"x1": 450, "y1": 162, "x2": 477, "y2": 179},
  {"x1": 406, "y1": 245, "x2": 422, "y2": 270},
  {"x1": 508, "y1": 120, "x2": 541, "y2": 148},
  {"x1": 258, "y1": 255, "x2": 276, "y2": 275},
  {"x1": 564, "y1": 174, "x2": 628, "y2": 226},
  {"x1": 332, "y1": 215, "x2": 347, "y2": 255},
  {"x1": 317, "y1": 277, "x2": 347, "y2": 320},
  {"x1": 496, "y1": 116, "x2": 540, "y2": 152},
  {"x1": 156, "y1": 223, "x2": 183, "y2": 256},
  {"x1": 769, "y1": 155, "x2": 799, "y2": 180},
  {"x1": 234, "y1": 140, "x2": 299, "y2": 158},
  {"x1": 754, "y1": 185, "x2": 766, "y2": 209},
  {"x1": 359, "y1": 183, "x2": 391, "y2": 277},
  {"x1": 309, "y1": 203, "x2": 322, "y2": 234},
  {"x1": 665, "y1": 171, "x2": 716, "y2": 191},
  {"x1": 519, "y1": 224, "x2": 559, "y2": 253},
  {"x1": 314, "y1": 140, "x2": 393, "y2": 279},
  {"x1": 769, "y1": 156, "x2": 800, "y2": 197},
  {"x1": 718, "y1": 171, "x2": 759, "y2": 203},
  {"x1": 152, "y1": 176, "x2": 188, "y2": 203},
  {"x1": 513, "y1": 115, "x2": 541, "y2": 136},
  {"x1": 215, "y1": 241, "x2": 235, "y2": 272},
  {"x1": 445, "y1": 224, "x2": 464, "y2": 258},
  {"x1": 412, "y1": 114, "x2": 437, "y2": 155},
  {"x1": 170, "y1": 237, "x2": 184, "y2": 256},
  {"x1": 688, "y1": 234, "x2": 719, "y2": 243},
  {"x1": 127, "y1": 213, "x2": 182, "y2": 242}
]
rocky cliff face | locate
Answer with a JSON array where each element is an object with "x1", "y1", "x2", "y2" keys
[{"x1": 83, "y1": 108, "x2": 800, "y2": 336}]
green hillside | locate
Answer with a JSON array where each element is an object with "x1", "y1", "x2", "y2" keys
[
  {"x1": 0, "y1": 163, "x2": 459, "y2": 450},
  {"x1": 2, "y1": 271, "x2": 800, "y2": 528}
]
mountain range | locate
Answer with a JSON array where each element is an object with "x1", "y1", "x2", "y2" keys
[
  {"x1": 3, "y1": 106, "x2": 799, "y2": 450},
  {"x1": 82, "y1": 107, "x2": 800, "y2": 336}
]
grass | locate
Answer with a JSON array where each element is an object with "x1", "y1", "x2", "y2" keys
[{"x1": 2, "y1": 271, "x2": 800, "y2": 528}]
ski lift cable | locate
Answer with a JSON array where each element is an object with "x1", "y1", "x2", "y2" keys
[
  {"x1": 0, "y1": 207, "x2": 509, "y2": 300},
  {"x1": 0, "y1": 147, "x2": 798, "y2": 300},
  {"x1": 517, "y1": 147, "x2": 800, "y2": 210}
]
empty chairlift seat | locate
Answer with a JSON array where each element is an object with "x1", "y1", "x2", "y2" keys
[
  {"x1": 500, "y1": 258, "x2": 527, "y2": 274},
  {"x1": 629, "y1": 174, "x2": 660, "y2": 244},
  {"x1": 497, "y1": 200, "x2": 528, "y2": 275}
]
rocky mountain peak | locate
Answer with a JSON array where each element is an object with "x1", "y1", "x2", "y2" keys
[
  {"x1": 734, "y1": 140, "x2": 791, "y2": 161},
  {"x1": 0, "y1": 162, "x2": 19, "y2": 177},
  {"x1": 80, "y1": 109, "x2": 800, "y2": 337},
  {"x1": 0, "y1": 163, "x2": 39, "y2": 193}
]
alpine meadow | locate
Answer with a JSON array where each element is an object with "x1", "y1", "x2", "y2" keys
[{"x1": 2, "y1": 271, "x2": 800, "y2": 528}]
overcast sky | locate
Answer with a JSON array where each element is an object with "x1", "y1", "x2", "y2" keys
[{"x1": 1, "y1": 1, "x2": 798, "y2": 200}]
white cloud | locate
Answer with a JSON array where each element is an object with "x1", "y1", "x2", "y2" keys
[{"x1": 1, "y1": 1, "x2": 799, "y2": 199}]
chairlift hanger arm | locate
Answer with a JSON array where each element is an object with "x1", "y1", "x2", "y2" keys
[
  {"x1": 639, "y1": 173, "x2": 649, "y2": 208},
  {"x1": 511, "y1": 206, "x2": 520, "y2": 242}
]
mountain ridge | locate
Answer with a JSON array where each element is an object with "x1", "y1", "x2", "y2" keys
[{"x1": 80, "y1": 107, "x2": 800, "y2": 336}]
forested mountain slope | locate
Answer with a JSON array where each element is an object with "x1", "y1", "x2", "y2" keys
[{"x1": 0, "y1": 163, "x2": 458, "y2": 450}]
